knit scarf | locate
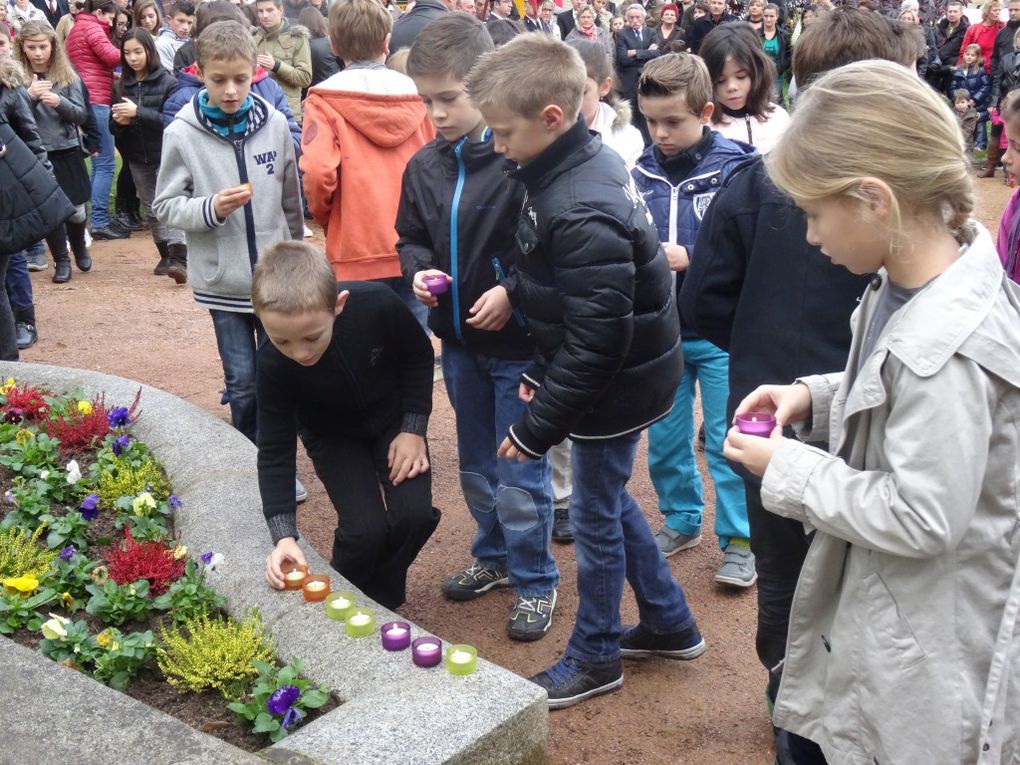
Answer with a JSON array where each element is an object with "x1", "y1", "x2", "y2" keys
[
  {"x1": 577, "y1": 23, "x2": 598, "y2": 41},
  {"x1": 198, "y1": 91, "x2": 254, "y2": 138}
]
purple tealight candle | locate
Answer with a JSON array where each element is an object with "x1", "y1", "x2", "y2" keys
[
  {"x1": 381, "y1": 621, "x2": 411, "y2": 651},
  {"x1": 423, "y1": 274, "x2": 449, "y2": 296},
  {"x1": 736, "y1": 412, "x2": 777, "y2": 438},
  {"x1": 412, "y1": 636, "x2": 443, "y2": 667}
]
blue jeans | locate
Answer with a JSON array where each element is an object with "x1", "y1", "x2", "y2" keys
[
  {"x1": 568, "y1": 432, "x2": 696, "y2": 663},
  {"x1": 209, "y1": 310, "x2": 264, "y2": 443},
  {"x1": 441, "y1": 341, "x2": 558, "y2": 596},
  {"x1": 5, "y1": 249, "x2": 35, "y2": 313},
  {"x1": 89, "y1": 104, "x2": 115, "y2": 228},
  {"x1": 647, "y1": 337, "x2": 749, "y2": 548}
]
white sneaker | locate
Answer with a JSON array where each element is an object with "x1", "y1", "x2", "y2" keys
[
  {"x1": 303, "y1": 225, "x2": 313, "y2": 238},
  {"x1": 295, "y1": 479, "x2": 307, "y2": 503},
  {"x1": 84, "y1": 229, "x2": 93, "y2": 247}
]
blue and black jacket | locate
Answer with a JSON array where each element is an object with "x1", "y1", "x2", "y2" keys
[{"x1": 396, "y1": 132, "x2": 533, "y2": 360}]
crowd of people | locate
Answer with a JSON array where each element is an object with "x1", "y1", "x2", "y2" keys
[{"x1": 1, "y1": 0, "x2": 1019, "y2": 763}]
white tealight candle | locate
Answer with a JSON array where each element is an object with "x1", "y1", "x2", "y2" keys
[
  {"x1": 386, "y1": 626, "x2": 408, "y2": 637},
  {"x1": 334, "y1": 597, "x2": 350, "y2": 609},
  {"x1": 418, "y1": 641, "x2": 439, "y2": 653},
  {"x1": 285, "y1": 570, "x2": 305, "y2": 581},
  {"x1": 349, "y1": 613, "x2": 371, "y2": 627},
  {"x1": 305, "y1": 581, "x2": 326, "y2": 591},
  {"x1": 450, "y1": 649, "x2": 472, "y2": 664}
]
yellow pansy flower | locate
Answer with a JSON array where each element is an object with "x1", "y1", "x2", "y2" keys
[
  {"x1": 14, "y1": 429, "x2": 32, "y2": 446},
  {"x1": 77, "y1": 400, "x2": 93, "y2": 416}
]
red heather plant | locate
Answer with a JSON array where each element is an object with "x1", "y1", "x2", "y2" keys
[
  {"x1": 106, "y1": 529, "x2": 185, "y2": 596},
  {"x1": 3, "y1": 384, "x2": 52, "y2": 422},
  {"x1": 43, "y1": 389, "x2": 143, "y2": 456}
]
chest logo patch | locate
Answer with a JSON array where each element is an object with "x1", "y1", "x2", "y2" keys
[{"x1": 693, "y1": 191, "x2": 716, "y2": 221}]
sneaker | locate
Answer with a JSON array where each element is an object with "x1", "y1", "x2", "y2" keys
[
  {"x1": 441, "y1": 562, "x2": 509, "y2": 601},
  {"x1": 91, "y1": 226, "x2": 129, "y2": 241},
  {"x1": 715, "y1": 540, "x2": 757, "y2": 588},
  {"x1": 15, "y1": 322, "x2": 37, "y2": 350},
  {"x1": 551, "y1": 506, "x2": 573, "y2": 543},
  {"x1": 84, "y1": 228, "x2": 93, "y2": 247},
  {"x1": 303, "y1": 224, "x2": 313, "y2": 238},
  {"x1": 529, "y1": 656, "x2": 623, "y2": 710},
  {"x1": 25, "y1": 250, "x2": 48, "y2": 271},
  {"x1": 508, "y1": 589, "x2": 557, "y2": 641},
  {"x1": 653, "y1": 526, "x2": 702, "y2": 557},
  {"x1": 619, "y1": 622, "x2": 706, "y2": 660},
  {"x1": 295, "y1": 479, "x2": 307, "y2": 504}
]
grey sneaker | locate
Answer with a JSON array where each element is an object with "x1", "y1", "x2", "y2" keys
[
  {"x1": 25, "y1": 249, "x2": 48, "y2": 271},
  {"x1": 714, "y1": 541, "x2": 757, "y2": 588},
  {"x1": 295, "y1": 479, "x2": 307, "y2": 504},
  {"x1": 441, "y1": 562, "x2": 510, "y2": 601},
  {"x1": 508, "y1": 589, "x2": 557, "y2": 642},
  {"x1": 654, "y1": 526, "x2": 702, "y2": 557}
]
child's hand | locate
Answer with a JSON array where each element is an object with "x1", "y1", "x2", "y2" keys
[
  {"x1": 213, "y1": 185, "x2": 253, "y2": 220},
  {"x1": 722, "y1": 425, "x2": 783, "y2": 477},
  {"x1": 112, "y1": 96, "x2": 138, "y2": 120},
  {"x1": 387, "y1": 432, "x2": 429, "y2": 485},
  {"x1": 38, "y1": 90, "x2": 60, "y2": 109},
  {"x1": 735, "y1": 383, "x2": 812, "y2": 427},
  {"x1": 27, "y1": 78, "x2": 51, "y2": 99},
  {"x1": 663, "y1": 243, "x2": 690, "y2": 272},
  {"x1": 265, "y1": 537, "x2": 306, "y2": 589},
  {"x1": 497, "y1": 436, "x2": 532, "y2": 462},
  {"x1": 412, "y1": 269, "x2": 447, "y2": 307},
  {"x1": 257, "y1": 53, "x2": 276, "y2": 71},
  {"x1": 518, "y1": 382, "x2": 535, "y2": 402},
  {"x1": 465, "y1": 285, "x2": 512, "y2": 331}
]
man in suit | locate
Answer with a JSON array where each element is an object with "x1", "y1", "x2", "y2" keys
[
  {"x1": 556, "y1": 0, "x2": 582, "y2": 37},
  {"x1": 31, "y1": 0, "x2": 69, "y2": 27},
  {"x1": 615, "y1": 3, "x2": 661, "y2": 144}
]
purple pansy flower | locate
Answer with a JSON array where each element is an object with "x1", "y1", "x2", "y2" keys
[
  {"x1": 169, "y1": 494, "x2": 182, "y2": 511},
  {"x1": 79, "y1": 493, "x2": 100, "y2": 521},
  {"x1": 281, "y1": 706, "x2": 305, "y2": 730},
  {"x1": 4, "y1": 490, "x2": 15, "y2": 504},
  {"x1": 266, "y1": 685, "x2": 301, "y2": 717},
  {"x1": 4, "y1": 407, "x2": 23, "y2": 424},
  {"x1": 59, "y1": 545, "x2": 76, "y2": 561},
  {"x1": 200, "y1": 551, "x2": 213, "y2": 565},
  {"x1": 107, "y1": 407, "x2": 131, "y2": 428},
  {"x1": 112, "y1": 434, "x2": 131, "y2": 456}
]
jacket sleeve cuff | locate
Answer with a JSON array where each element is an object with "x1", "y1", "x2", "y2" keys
[
  {"x1": 206, "y1": 196, "x2": 228, "y2": 228},
  {"x1": 521, "y1": 364, "x2": 545, "y2": 390},
  {"x1": 266, "y1": 513, "x2": 300, "y2": 545},
  {"x1": 760, "y1": 439, "x2": 829, "y2": 525},
  {"x1": 791, "y1": 374, "x2": 842, "y2": 443},
  {"x1": 507, "y1": 423, "x2": 545, "y2": 460},
  {"x1": 401, "y1": 412, "x2": 429, "y2": 437}
]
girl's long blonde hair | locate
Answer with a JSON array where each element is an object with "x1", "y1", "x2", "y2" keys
[
  {"x1": 14, "y1": 20, "x2": 79, "y2": 88},
  {"x1": 766, "y1": 60, "x2": 973, "y2": 243}
]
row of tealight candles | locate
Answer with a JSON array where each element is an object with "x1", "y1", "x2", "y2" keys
[{"x1": 281, "y1": 562, "x2": 477, "y2": 675}]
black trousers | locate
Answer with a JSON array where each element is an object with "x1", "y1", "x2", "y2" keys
[
  {"x1": 0, "y1": 253, "x2": 17, "y2": 361},
  {"x1": 302, "y1": 422, "x2": 440, "y2": 610}
]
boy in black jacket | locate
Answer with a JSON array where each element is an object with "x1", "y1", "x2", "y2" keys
[
  {"x1": 397, "y1": 14, "x2": 560, "y2": 642},
  {"x1": 467, "y1": 34, "x2": 704, "y2": 710},
  {"x1": 256, "y1": 241, "x2": 439, "y2": 611}
]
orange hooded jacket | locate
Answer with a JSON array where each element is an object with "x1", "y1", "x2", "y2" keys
[{"x1": 300, "y1": 69, "x2": 435, "y2": 281}]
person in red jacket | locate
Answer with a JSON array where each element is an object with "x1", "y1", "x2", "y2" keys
[
  {"x1": 66, "y1": 0, "x2": 125, "y2": 240},
  {"x1": 958, "y1": 0, "x2": 1004, "y2": 72}
]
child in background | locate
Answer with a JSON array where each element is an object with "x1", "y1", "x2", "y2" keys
[
  {"x1": 15, "y1": 21, "x2": 93, "y2": 283},
  {"x1": 467, "y1": 35, "x2": 704, "y2": 708},
  {"x1": 133, "y1": 0, "x2": 164, "y2": 39},
  {"x1": 953, "y1": 87, "x2": 979, "y2": 153},
  {"x1": 112, "y1": 29, "x2": 185, "y2": 281},
  {"x1": 156, "y1": 1, "x2": 196, "y2": 73},
  {"x1": 633, "y1": 53, "x2": 756, "y2": 585},
  {"x1": 725, "y1": 59, "x2": 1020, "y2": 765},
  {"x1": 398, "y1": 14, "x2": 560, "y2": 640},
  {"x1": 574, "y1": 40, "x2": 643, "y2": 168},
  {"x1": 700, "y1": 22, "x2": 791, "y2": 153},
  {"x1": 257, "y1": 242, "x2": 439, "y2": 610},
  {"x1": 301, "y1": 0, "x2": 434, "y2": 325},
  {"x1": 952, "y1": 43, "x2": 991, "y2": 150},
  {"x1": 153, "y1": 20, "x2": 303, "y2": 446},
  {"x1": 996, "y1": 88, "x2": 1020, "y2": 281}
]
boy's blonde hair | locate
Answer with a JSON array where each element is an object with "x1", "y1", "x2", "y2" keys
[
  {"x1": 196, "y1": 20, "x2": 257, "y2": 67},
  {"x1": 14, "y1": 21, "x2": 79, "y2": 88},
  {"x1": 465, "y1": 33, "x2": 584, "y2": 118},
  {"x1": 252, "y1": 241, "x2": 338, "y2": 316},
  {"x1": 636, "y1": 53, "x2": 712, "y2": 114},
  {"x1": 329, "y1": 0, "x2": 392, "y2": 64},
  {"x1": 766, "y1": 60, "x2": 973, "y2": 243}
]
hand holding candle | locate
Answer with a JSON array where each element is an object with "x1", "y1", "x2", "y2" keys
[{"x1": 280, "y1": 561, "x2": 308, "y2": 590}]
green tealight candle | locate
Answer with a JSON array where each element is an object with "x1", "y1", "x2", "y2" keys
[
  {"x1": 345, "y1": 608, "x2": 375, "y2": 637},
  {"x1": 325, "y1": 592, "x2": 355, "y2": 621},
  {"x1": 445, "y1": 644, "x2": 477, "y2": 675}
]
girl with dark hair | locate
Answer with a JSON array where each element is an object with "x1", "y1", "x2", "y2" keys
[
  {"x1": 111, "y1": 28, "x2": 184, "y2": 277},
  {"x1": 298, "y1": 5, "x2": 341, "y2": 90},
  {"x1": 700, "y1": 21, "x2": 790, "y2": 152}
]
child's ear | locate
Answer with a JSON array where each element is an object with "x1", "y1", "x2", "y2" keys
[
  {"x1": 335, "y1": 289, "x2": 350, "y2": 317},
  {"x1": 195, "y1": 64, "x2": 205, "y2": 82},
  {"x1": 381, "y1": 32, "x2": 391, "y2": 59},
  {"x1": 599, "y1": 78, "x2": 613, "y2": 99},
  {"x1": 542, "y1": 103, "x2": 566, "y2": 131},
  {"x1": 699, "y1": 101, "x2": 714, "y2": 124},
  {"x1": 855, "y1": 178, "x2": 892, "y2": 220}
]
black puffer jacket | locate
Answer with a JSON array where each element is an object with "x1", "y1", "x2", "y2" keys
[
  {"x1": 936, "y1": 15, "x2": 969, "y2": 66},
  {"x1": 396, "y1": 134, "x2": 533, "y2": 360},
  {"x1": 0, "y1": 61, "x2": 49, "y2": 168},
  {"x1": 505, "y1": 119, "x2": 682, "y2": 456},
  {"x1": 110, "y1": 66, "x2": 176, "y2": 165}
]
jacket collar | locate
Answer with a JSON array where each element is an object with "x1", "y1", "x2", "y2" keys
[{"x1": 510, "y1": 117, "x2": 597, "y2": 193}]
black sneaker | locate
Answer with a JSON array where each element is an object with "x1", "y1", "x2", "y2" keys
[
  {"x1": 91, "y1": 226, "x2": 129, "y2": 241},
  {"x1": 15, "y1": 322, "x2": 37, "y2": 350},
  {"x1": 441, "y1": 562, "x2": 509, "y2": 601},
  {"x1": 551, "y1": 507, "x2": 573, "y2": 543},
  {"x1": 25, "y1": 250, "x2": 48, "y2": 271},
  {"x1": 529, "y1": 656, "x2": 623, "y2": 710},
  {"x1": 508, "y1": 589, "x2": 556, "y2": 641},
  {"x1": 619, "y1": 622, "x2": 706, "y2": 661}
]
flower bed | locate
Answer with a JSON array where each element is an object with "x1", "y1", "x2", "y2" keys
[{"x1": 0, "y1": 379, "x2": 336, "y2": 752}]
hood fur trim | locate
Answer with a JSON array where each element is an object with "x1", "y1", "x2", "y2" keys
[
  {"x1": 612, "y1": 97, "x2": 632, "y2": 131},
  {"x1": 0, "y1": 60, "x2": 28, "y2": 90}
]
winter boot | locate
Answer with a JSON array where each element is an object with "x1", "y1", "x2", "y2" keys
[
  {"x1": 978, "y1": 140, "x2": 1002, "y2": 178},
  {"x1": 166, "y1": 243, "x2": 188, "y2": 284},
  {"x1": 67, "y1": 220, "x2": 92, "y2": 272},
  {"x1": 114, "y1": 198, "x2": 142, "y2": 232},
  {"x1": 153, "y1": 241, "x2": 171, "y2": 276},
  {"x1": 52, "y1": 255, "x2": 72, "y2": 284}
]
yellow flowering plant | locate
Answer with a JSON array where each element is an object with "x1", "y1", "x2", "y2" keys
[{"x1": 0, "y1": 525, "x2": 58, "y2": 581}]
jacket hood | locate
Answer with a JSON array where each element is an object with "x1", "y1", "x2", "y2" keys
[
  {"x1": 76, "y1": 10, "x2": 109, "y2": 31},
  {"x1": 607, "y1": 98, "x2": 631, "y2": 131},
  {"x1": 180, "y1": 63, "x2": 271, "y2": 85},
  {"x1": 308, "y1": 72, "x2": 427, "y2": 148},
  {"x1": 0, "y1": 59, "x2": 28, "y2": 90},
  {"x1": 157, "y1": 26, "x2": 187, "y2": 42}
]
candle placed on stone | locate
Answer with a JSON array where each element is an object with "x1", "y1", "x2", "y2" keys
[
  {"x1": 735, "y1": 412, "x2": 777, "y2": 438},
  {"x1": 381, "y1": 621, "x2": 411, "y2": 651},
  {"x1": 445, "y1": 644, "x2": 477, "y2": 675},
  {"x1": 281, "y1": 562, "x2": 308, "y2": 590},
  {"x1": 423, "y1": 274, "x2": 449, "y2": 296},
  {"x1": 412, "y1": 636, "x2": 443, "y2": 667},
  {"x1": 302, "y1": 575, "x2": 330, "y2": 602},
  {"x1": 345, "y1": 608, "x2": 375, "y2": 637},
  {"x1": 324, "y1": 591, "x2": 355, "y2": 621}
]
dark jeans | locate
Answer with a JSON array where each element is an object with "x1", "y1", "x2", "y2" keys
[
  {"x1": 0, "y1": 252, "x2": 18, "y2": 361},
  {"x1": 567, "y1": 432, "x2": 697, "y2": 663},
  {"x1": 209, "y1": 310, "x2": 264, "y2": 443},
  {"x1": 5, "y1": 249, "x2": 34, "y2": 317},
  {"x1": 302, "y1": 421, "x2": 440, "y2": 610}
]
